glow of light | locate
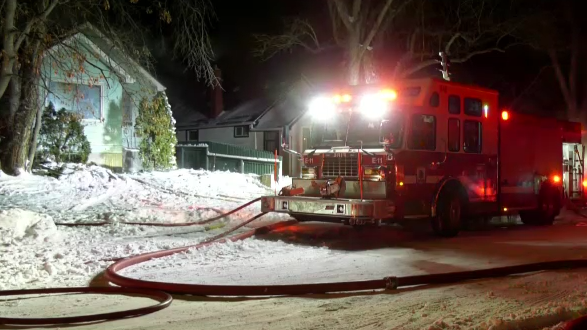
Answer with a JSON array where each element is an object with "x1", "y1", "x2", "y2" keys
[
  {"x1": 399, "y1": 181, "x2": 404, "y2": 186},
  {"x1": 379, "y1": 89, "x2": 397, "y2": 100},
  {"x1": 553, "y1": 175, "x2": 561, "y2": 183},
  {"x1": 341, "y1": 94, "x2": 352, "y2": 102},
  {"x1": 483, "y1": 104, "x2": 489, "y2": 118},
  {"x1": 503, "y1": 207, "x2": 508, "y2": 212},
  {"x1": 359, "y1": 93, "x2": 388, "y2": 119},
  {"x1": 308, "y1": 96, "x2": 336, "y2": 121},
  {"x1": 501, "y1": 111, "x2": 509, "y2": 121},
  {"x1": 583, "y1": 180, "x2": 587, "y2": 188}
]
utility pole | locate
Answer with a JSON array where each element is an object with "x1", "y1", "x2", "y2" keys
[{"x1": 439, "y1": 51, "x2": 450, "y2": 81}]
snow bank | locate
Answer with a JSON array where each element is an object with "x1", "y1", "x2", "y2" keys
[
  {"x1": 0, "y1": 209, "x2": 59, "y2": 245},
  {"x1": 0, "y1": 163, "x2": 288, "y2": 290}
]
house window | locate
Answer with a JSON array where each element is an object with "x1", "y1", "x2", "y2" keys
[
  {"x1": 46, "y1": 81, "x2": 102, "y2": 120},
  {"x1": 234, "y1": 125, "x2": 250, "y2": 138},
  {"x1": 429, "y1": 92, "x2": 440, "y2": 107},
  {"x1": 448, "y1": 95, "x2": 461, "y2": 114},
  {"x1": 188, "y1": 130, "x2": 199, "y2": 141},
  {"x1": 448, "y1": 118, "x2": 460, "y2": 152},
  {"x1": 464, "y1": 97, "x2": 483, "y2": 117},
  {"x1": 408, "y1": 114, "x2": 436, "y2": 151},
  {"x1": 263, "y1": 131, "x2": 280, "y2": 153},
  {"x1": 463, "y1": 120, "x2": 482, "y2": 153}
]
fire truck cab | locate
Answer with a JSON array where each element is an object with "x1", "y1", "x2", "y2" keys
[{"x1": 261, "y1": 77, "x2": 585, "y2": 237}]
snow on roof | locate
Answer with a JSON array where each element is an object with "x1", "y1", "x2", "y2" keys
[
  {"x1": 176, "y1": 96, "x2": 277, "y2": 130},
  {"x1": 252, "y1": 97, "x2": 307, "y2": 131}
]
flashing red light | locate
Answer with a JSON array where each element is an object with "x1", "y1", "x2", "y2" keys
[{"x1": 501, "y1": 111, "x2": 509, "y2": 121}]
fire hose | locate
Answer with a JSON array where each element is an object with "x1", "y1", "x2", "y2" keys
[
  {"x1": 3, "y1": 199, "x2": 587, "y2": 329},
  {"x1": 55, "y1": 197, "x2": 262, "y2": 227}
]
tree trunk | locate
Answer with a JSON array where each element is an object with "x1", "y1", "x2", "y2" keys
[
  {"x1": 0, "y1": 40, "x2": 42, "y2": 175},
  {"x1": 0, "y1": 0, "x2": 18, "y2": 103},
  {"x1": 27, "y1": 104, "x2": 44, "y2": 171},
  {"x1": 347, "y1": 30, "x2": 362, "y2": 85}
]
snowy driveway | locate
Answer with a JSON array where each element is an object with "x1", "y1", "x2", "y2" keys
[
  {"x1": 3, "y1": 165, "x2": 587, "y2": 329},
  {"x1": 121, "y1": 218, "x2": 587, "y2": 286}
]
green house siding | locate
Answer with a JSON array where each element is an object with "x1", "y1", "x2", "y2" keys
[{"x1": 40, "y1": 36, "x2": 157, "y2": 169}]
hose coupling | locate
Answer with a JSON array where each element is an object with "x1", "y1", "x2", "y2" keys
[{"x1": 384, "y1": 276, "x2": 398, "y2": 290}]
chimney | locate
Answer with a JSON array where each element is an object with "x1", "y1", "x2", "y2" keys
[{"x1": 211, "y1": 66, "x2": 223, "y2": 118}]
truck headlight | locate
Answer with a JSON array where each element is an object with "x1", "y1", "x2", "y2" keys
[
  {"x1": 359, "y1": 94, "x2": 388, "y2": 119},
  {"x1": 308, "y1": 96, "x2": 335, "y2": 121},
  {"x1": 302, "y1": 166, "x2": 317, "y2": 179}
]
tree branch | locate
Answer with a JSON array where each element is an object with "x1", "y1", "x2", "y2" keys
[
  {"x1": 359, "y1": 0, "x2": 395, "y2": 59},
  {"x1": 252, "y1": 18, "x2": 324, "y2": 61},
  {"x1": 331, "y1": 0, "x2": 353, "y2": 31},
  {"x1": 14, "y1": 0, "x2": 59, "y2": 51},
  {"x1": 549, "y1": 49, "x2": 575, "y2": 113}
]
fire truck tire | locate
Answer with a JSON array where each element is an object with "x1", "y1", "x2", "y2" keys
[
  {"x1": 520, "y1": 183, "x2": 561, "y2": 226},
  {"x1": 291, "y1": 215, "x2": 313, "y2": 222},
  {"x1": 431, "y1": 188, "x2": 463, "y2": 237}
]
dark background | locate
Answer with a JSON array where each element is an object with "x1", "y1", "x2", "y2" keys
[{"x1": 153, "y1": 0, "x2": 572, "y2": 118}]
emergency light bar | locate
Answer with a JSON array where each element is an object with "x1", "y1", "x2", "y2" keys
[{"x1": 308, "y1": 89, "x2": 397, "y2": 121}]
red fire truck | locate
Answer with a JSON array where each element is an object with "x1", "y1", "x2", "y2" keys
[{"x1": 261, "y1": 77, "x2": 585, "y2": 237}]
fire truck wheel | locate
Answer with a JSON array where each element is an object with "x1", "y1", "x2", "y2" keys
[
  {"x1": 432, "y1": 189, "x2": 462, "y2": 237},
  {"x1": 292, "y1": 215, "x2": 313, "y2": 222},
  {"x1": 535, "y1": 183, "x2": 561, "y2": 225},
  {"x1": 519, "y1": 183, "x2": 561, "y2": 226}
]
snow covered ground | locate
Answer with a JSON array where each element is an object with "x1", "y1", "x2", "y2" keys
[
  {"x1": 0, "y1": 164, "x2": 290, "y2": 290},
  {"x1": 2, "y1": 163, "x2": 587, "y2": 329}
]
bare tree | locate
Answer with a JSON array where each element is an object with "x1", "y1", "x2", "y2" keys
[
  {"x1": 541, "y1": 2, "x2": 586, "y2": 123},
  {"x1": 0, "y1": 0, "x2": 217, "y2": 175},
  {"x1": 254, "y1": 0, "x2": 534, "y2": 85},
  {"x1": 255, "y1": 0, "x2": 412, "y2": 85}
]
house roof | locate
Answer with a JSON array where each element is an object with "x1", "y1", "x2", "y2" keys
[
  {"x1": 252, "y1": 97, "x2": 307, "y2": 131},
  {"x1": 175, "y1": 95, "x2": 277, "y2": 130},
  {"x1": 175, "y1": 79, "x2": 311, "y2": 131},
  {"x1": 47, "y1": 23, "x2": 166, "y2": 92}
]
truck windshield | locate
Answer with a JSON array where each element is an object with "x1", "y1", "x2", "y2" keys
[{"x1": 310, "y1": 112, "x2": 404, "y2": 149}]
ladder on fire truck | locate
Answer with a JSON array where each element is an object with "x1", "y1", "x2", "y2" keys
[{"x1": 565, "y1": 143, "x2": 586, "y2": 207}]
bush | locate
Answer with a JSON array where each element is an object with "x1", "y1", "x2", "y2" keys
[
  {"x1": 37, "y1": 102, "x2": 91, "y2": 164},
  {"x1": 135, "y1": 92, "x2": 177, "y2": 170}
]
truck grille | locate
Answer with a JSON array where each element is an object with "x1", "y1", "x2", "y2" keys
[{"x1": 322, "y1": 154, "x2": 359, "y2": 177}]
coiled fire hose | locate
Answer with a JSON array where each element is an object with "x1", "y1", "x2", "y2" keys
[
  {"x1": 3, "y1": 196, "x2": 587, "y2": 329},
  {"x1": 0, "y1": 198, "x2": 270, "y2": 326}
]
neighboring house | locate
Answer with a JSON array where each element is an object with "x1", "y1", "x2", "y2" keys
[
  {"x1": 41, "y1": 23, "x2": 166, "y2": 171},
  {"x1": 175, "y1": 79, "x2": 312, "y2": 177}
]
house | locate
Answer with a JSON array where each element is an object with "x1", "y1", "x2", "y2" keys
[
  {"x1": 174, "y1": 77, "x2": 313, "y2": 177},
  {"x1": 40, "y1": 23, "x2": 166, "y2": 171}
]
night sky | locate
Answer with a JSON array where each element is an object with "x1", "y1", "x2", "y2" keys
[{"x1": 157, "y1": 0, "x2": 573, "y2": 119}]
